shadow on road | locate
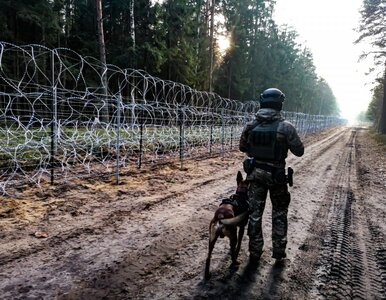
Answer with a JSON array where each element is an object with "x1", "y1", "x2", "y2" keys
[
  {"x1": 193, "y1": 259, "x2": 288, "y2": 299},
  {"x1": 262, "y1": 259, "x2": 287, "y2": 299}
]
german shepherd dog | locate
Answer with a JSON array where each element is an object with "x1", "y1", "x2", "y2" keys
[{"x1": 205, "y1": 171, "x2": 249, "y2": 279}]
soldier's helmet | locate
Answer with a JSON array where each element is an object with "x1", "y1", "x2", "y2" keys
[{"x1": 259, "y1": 88, "x2": 285, "y2": 110}]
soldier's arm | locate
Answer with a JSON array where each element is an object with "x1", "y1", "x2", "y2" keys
[
  {"x1": 284, "y1": 123, "x2": 304, "y2": 157},
  {"x1": 239, "y1": 122, "x2": 256, "y2": 153}
]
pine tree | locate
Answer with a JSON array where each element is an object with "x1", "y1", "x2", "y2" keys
[
  {"x1": 0, "y1": 0, "x2": 61, "y2": 46},
  {"x1": 159, "y1": 0, "x2": 200, "y2": 86},
  {"x1": 356, "y1": 0, "x2": 386, "y2": 133}
]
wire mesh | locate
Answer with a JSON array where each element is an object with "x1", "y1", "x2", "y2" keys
[{"x1": 0, "y1": 42, "x2": 345, "y2": 196}]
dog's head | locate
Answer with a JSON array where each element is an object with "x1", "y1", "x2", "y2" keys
[
  {"x1": 236, "y1": 171, "x2": 249, "y2": 196},
  {"x1": 231, "y1": 171, "x2": 249, "y2": 214},
  {"x1": 219, "y1": 171, "x2": 249, "y2": 211}
]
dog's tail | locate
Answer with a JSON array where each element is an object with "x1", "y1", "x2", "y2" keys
[{"x1": 219, "y1": 211, "x2": 249, "y2": 226}]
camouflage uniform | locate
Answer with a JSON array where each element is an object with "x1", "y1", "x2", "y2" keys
[{"x1": 239, "y1": 108, "x2": 304, "y2": 259}]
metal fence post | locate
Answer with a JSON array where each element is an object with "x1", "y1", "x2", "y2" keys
[
  {"x1": 115, "y1": 94, "x2": 121, "y2": 185},
  {"x1": 178, "y1": 105, "x2": 184, "y2": 169},
  {"x1": 50, "y1": 50, "x2": 57, "y2": 185},
  {"x1": 209, "y1": 108, "x2": 213, "y2": 156},
  {"x1": 138, "y1": 108, "x2": 143, "y2": 169},
  {"x1": 230, "y1": 123, "x2": 233, "y2": 150},
  {"x1": 221, "y1": 108, "x2": 225, "y2": 157}
]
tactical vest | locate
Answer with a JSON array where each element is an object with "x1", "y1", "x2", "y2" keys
[{"x1": 247, "y1": 120, "x2": 282, "y2": 162}]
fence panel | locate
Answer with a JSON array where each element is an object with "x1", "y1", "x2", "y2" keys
[{"x1": 0, "y1": 42, "x2": 346, "y2": 195}]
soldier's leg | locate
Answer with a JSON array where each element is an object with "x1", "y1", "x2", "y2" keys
[
  {"x1": 270, "y1": 184, "x2": 291, "y2": 258},
  {"x1": 248, "y1": 181, "x2": 268, "y2": 259}
]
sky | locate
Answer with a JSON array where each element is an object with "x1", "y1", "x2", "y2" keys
[{"x1": 273, "y1": 0, "x2": 375, "y2": 122}]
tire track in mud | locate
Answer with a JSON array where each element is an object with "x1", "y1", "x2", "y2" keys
[
  {"x1": 292, "y1": 127, "x2": 348, "y2": 170},
  {"x1": 308, "y1": 129, "x2": 386, "y2": 299},
  {"x1": 366, "y1": 222, "x2": 386, "y2": 294},
  {"x1": 355, "y1": 129, "x2": 386, "y2": 297}
]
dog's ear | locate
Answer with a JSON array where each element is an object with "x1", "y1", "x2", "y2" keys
[{"x1": 236, "y1": 171, "x2": 243, "y2": 184}]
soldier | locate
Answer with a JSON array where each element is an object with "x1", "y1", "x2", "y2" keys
[{"x1": 239, "y1": 88, "x2": 304, "y2": 263}]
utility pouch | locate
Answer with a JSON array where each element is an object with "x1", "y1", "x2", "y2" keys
[
  {"x1": 243, "y1": 157, "x2": 256, "y2": 175},
  {"x1": 287, "y1": 167, "x2": 294, "y2": 187}
]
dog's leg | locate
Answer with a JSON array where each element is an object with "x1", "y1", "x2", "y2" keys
[
  {"x1": 205, "y1": 222, "x2": 219, "y2": 279},
  {"x1": 235, "y1": 226, "x2": 245, "y2": 261},
  {"x1": 229, "y1": 227, "x2": 239, "y2": 265}
]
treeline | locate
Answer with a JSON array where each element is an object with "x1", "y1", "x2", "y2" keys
[
  {"x1": 356, "y1": 0, "x2": 386, "y2": 133},
  {"x1": 0, "y1": 0, "x2": 339, "y2": 115}
]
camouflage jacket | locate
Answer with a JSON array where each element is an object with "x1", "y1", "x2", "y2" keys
[{"x1": 239, "y1": 108, "x2": 304, "y2": 167}]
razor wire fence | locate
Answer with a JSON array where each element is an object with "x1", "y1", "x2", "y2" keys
[{"x1": 0, "y1": 42, "x2": 345, "y2": 196}]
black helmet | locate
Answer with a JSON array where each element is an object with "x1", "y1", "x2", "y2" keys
[
  {"x1": 260, "y1": 88, "x2": 285, "y2": 103},
  {"x1": 259, "y1": 88, "x2": 285, "y2": 110}
]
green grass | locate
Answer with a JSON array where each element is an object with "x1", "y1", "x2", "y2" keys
[
  {"x1": 0, "y1": 125, "x2": 242, "y2": 169},
  {"x1": 369, "y1": 127, "x2": 386, "y2": 146}
]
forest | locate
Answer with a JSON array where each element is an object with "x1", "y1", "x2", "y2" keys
[
  {"x1": 356, "y1": 0, "x2": 386, "y2": 133},
  {"x1": 0, "y1": 0, "x2": 341, "y2": 116}
]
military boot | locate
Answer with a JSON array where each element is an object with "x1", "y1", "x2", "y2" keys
[
  {"x1": 272, "y1": 250, "x2": 286, "y2": 260},
  {"x1": 249, "y1": 251, "x2": 263, "y2": 265}
]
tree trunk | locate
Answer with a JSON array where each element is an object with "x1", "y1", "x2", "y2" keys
[
  {"x1": 209, "y1": 0, "x2": 215, "y2": 92},
  {"x1": 378, "y1": 64, "x2": 386, "y2": 134},
  {"x1": 96, "y1": 0, "x2": 109, "y2": 123},
  {"x1": 64, "y1": 0, "x2": 71, "y2": 48},
  {"x1": 194, "y1": 0, "x2": 202, "y2": 83},
  {"x1": 129, "y1": 0, "x2": 135, "y2": 67}
]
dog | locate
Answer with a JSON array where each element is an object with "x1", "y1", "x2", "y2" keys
[{"x1": 205, "y1": 171, "x2": 249, "y2": 279}]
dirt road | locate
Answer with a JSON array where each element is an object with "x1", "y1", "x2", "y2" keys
[{"x1": 1, "y1": 127, "x2": 385, "y2": 299}]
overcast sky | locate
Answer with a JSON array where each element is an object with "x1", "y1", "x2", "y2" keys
[{"x1": 273, "y1": 0, "x2": 374, "y2": 122}]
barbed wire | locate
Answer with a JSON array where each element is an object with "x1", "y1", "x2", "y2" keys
[{"x1": 0, "y1": 42, "x2": 345, "y2": 196}]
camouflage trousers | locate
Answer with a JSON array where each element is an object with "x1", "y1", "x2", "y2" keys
[{"x1": 247, "y1": 180, "x2": 291, "y2": 257}]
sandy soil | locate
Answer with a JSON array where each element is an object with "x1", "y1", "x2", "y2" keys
[{"x1": 0, "y1": 126, "x2": 385, "y2": 300}]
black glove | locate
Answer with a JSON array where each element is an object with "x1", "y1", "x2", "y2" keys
[{"x1": 243, "y1": 157, "x2": 255, "y2": 175}]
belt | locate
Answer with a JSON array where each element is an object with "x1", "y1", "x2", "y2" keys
[
  {"x1": 253, "y1": 159, "x2": 285, "y2": 170},
  {"x1": 255, "y1": 163, "x2": 275, "y2": 172}
]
